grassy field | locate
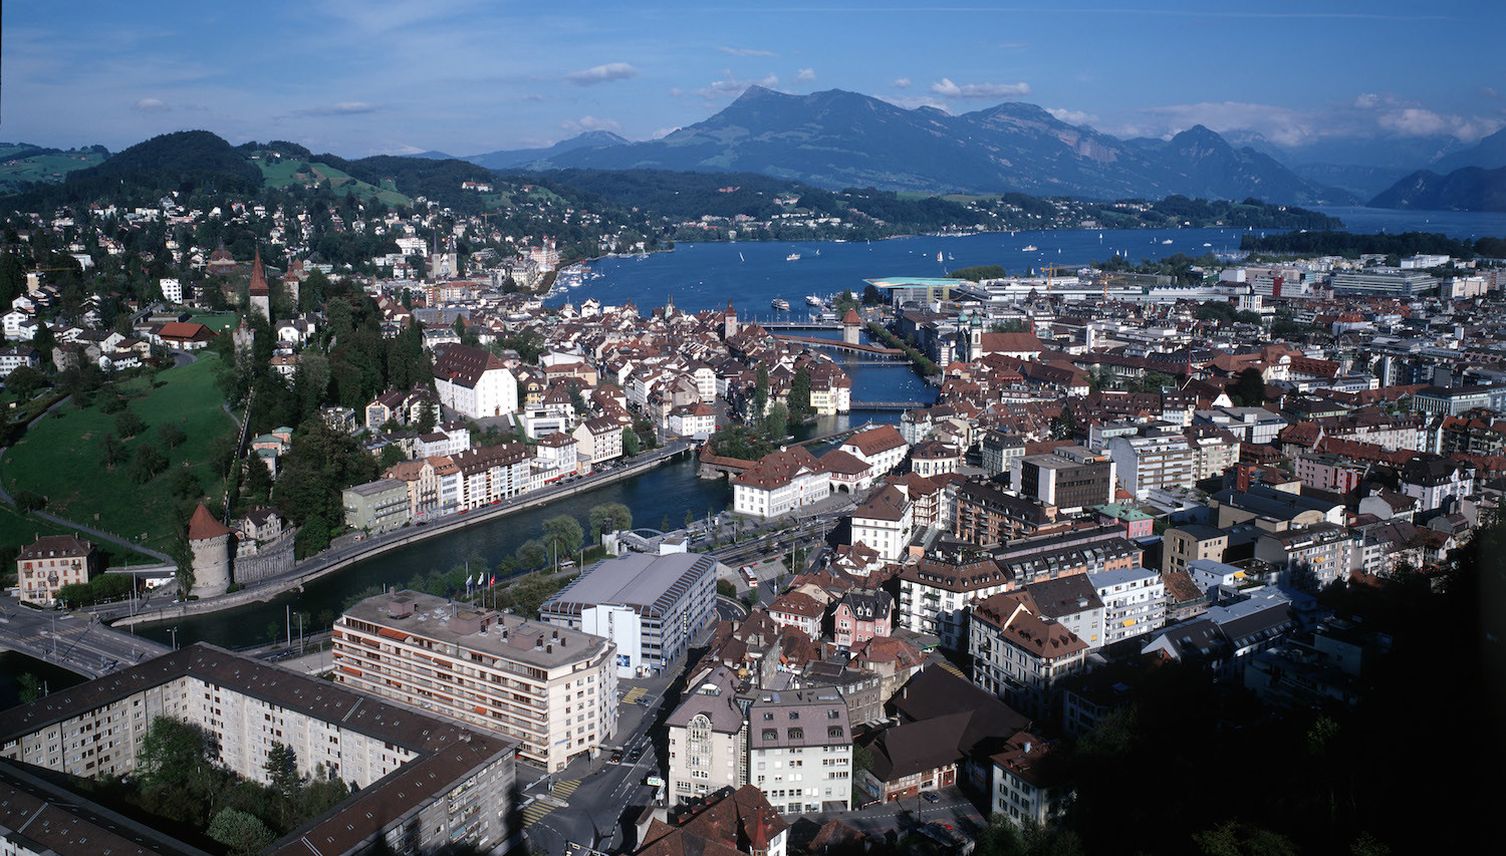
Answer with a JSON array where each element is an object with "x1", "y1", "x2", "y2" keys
[
  {"x1": 0, "y1": 354, "x2": 237, "y2": 553},
  {"x1": 185, "y1": 312, "x2": 239, "y2": 334},
  {"x1": 0, "y1": 504, "x2": 152, "y2": 569},
  {"x1": 257, "y1": 156, "x2": 410, "y2": 206},
  {"x1": 0, "y1": 150, "x2": 106, "y2": 190}
]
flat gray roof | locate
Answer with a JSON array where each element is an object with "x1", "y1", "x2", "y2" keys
[
  {"x1": 543, "y1": 552, "x2": 715, "y2": 619},
  {"x1": 344, "y1": 590, "x2": 612, "y2": 670}
]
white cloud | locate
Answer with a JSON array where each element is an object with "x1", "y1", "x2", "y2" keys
[
  {"x1": 697, "y1": 71, "x2": 779, "y2": 99},
  {"x1": 1133, "y1": 100, "x2": 1316, "y2": 146},
  {"x1": 292, "y1": 101, "x2": 381, "y2": 117},
  {"x1": 1046, "y1": 107, "x2": 1097, "y2": 126},
  {"x1": 133, "y1": 97, "x2": 169, "y2": 112},
  {"x1": 795, "y1": 68, "x2": 816, "y2": 83},
  {"x1": 1377, "y1": 107, "x2": 1502, "y2": 141},
  {"x1": 1353, "y1": 92, "x2": 1382, "y2": 109},
  {"x1": 566, "y1": 62, "x2": 638, "y2": 86},
  {"x1": 930, "y1": 77, "x2": 1030, "y2": 99},
  {"x1": 893, "y1": 77, "x2": 912, "y2": 89},
  {"x1": 719, "y1": 46, "x2": 776, "y2": 57},
  {"x1": 562, "y1": 115, "x2": 622, "y2": 133}
]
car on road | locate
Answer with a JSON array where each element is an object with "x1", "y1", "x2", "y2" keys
[
  {"x1": 627, "y1": 746, "x2": 644, "y2": 763},
  {"x1": 610, "y1": 751, "x2": 623, "y2": 764},
  {"x1": 922, "y1": 791, "x2": 941, "y2": 803}
]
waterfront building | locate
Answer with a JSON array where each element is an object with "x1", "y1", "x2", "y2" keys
[{"x1": 15, "y1": 535, "x2": 98, "y2": 607}]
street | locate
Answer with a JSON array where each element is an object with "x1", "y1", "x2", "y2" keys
[{"x1": 0, "y1": 599, "x2": 170, "y2": 677}]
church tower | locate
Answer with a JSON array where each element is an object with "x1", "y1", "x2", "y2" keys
[
  {"x1": 248, "y1": 247, "x2": 271, "y2": 321},
  {"x1": 723, "y1": 300, "x2": 739, "y2": 339}
]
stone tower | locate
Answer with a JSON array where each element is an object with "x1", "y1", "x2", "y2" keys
[
  {"x1": 187, "y1": 503, "x2": 234, "y2": 598},
  {"x1": 232, "y1": 317, "x2": 255, "y2": 357},
  {"x1": 248, "y1": 247, "x2": 271, "y2": 321},
  {"x1": 723, "y1": 300, "x2": 739, "y2": 340},
  {"x1": 842, "y1": 308, "x2": 862, "y2": 345}
]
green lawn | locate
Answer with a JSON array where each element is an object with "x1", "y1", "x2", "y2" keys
[
  {"x1": 257, "y1": 156, "x2": 410, "y2": 206},
  {"x1": 0, "y1": 151, "x2": 106, "y2": 190},
  {"x1": 185, "y1": 312, "x2": 239, "y2": 334},
  {"x1": 0, "y1": 354, "x2": 237, "y2": 553},
  {"x1": 0, "y1": 504, "x2": 152, "y2": 569}
]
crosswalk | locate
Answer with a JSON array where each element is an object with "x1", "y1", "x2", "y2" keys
[
  {"x1": 522, "y1": 801, "x2": 556, "y2": 827},
  {"x1": 552, "y1": 779, "x2": 581, "y2": 800},
  {"x1": 621, "y1": 686, "x2": 648, "y2": 705}
]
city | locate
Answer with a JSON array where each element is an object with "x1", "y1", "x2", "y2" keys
[{"x1": 1, "y1": 2, "x2": 1504, "y2": 856}]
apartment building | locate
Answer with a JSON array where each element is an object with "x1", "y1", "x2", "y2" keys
[
  {"x1": 898, "y1": 557, "x2": 1014, "y2": 650},
  {"x1": 970, "y1": 592, "x2": 1089, "y2": 720},
  {"x1": 341, "y1": 478, "x2": 411, "y2": 533},
  {"x1": 1253, "y1": 523, "x2": 1353, "y2": 589},
  {"x1": 334, "y1": 591, "x2": 617, "y2": 772},
  {"x1": 572, "y1": 416, "x2": 625, "y2": 466},
  {"x1": 1108, "y1": 430, "x2": 1197, "y2": 499},
  {"x1": 0, "y1": 644, "x2": 518, "y2": 855},
  {"x1": 1087, "y1": 566, "x2": 1166, "y2": 646},
  {"x1": 1161, "y1": 524, "x2": 1229, "y2": 575},
  {"x1": 451, "y1": 442, "x2": 540, "y2": 508},
  {"x1": 839, "y1": 425, "x2": 910, "y2": 480},
  {"x1": 953, "y1": 479, "x2": 1062, "y2": 546},
  {"x1": 748, "y1": 689, "x2": 853, "y2": 815},
  {"x1": 666, "y1": 665, "x2": 748, "y2": 804},
  {"x1": 850, "y1": 484, "x2": 914, "y2": 561},
  {"x1": 832, "y1": 588, "x2": 893, "y2": 649}
]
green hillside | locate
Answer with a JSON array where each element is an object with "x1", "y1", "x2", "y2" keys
[
  {"x1": 255, "y1": 153, "x2": 410, "y2": 206},
  {"x1": 0, "y1": 148, "x2": 108, "y2": 190}
]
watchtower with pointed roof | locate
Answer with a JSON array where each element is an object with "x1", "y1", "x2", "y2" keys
[
  {"x1": 248, "y1": 247, "x2": 271, "y2": 321},
  {"x1": 187, "y1": 503, "x2": 234, "y2": 597}
]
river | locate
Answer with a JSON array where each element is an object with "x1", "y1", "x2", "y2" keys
[{"x1": 140, "y1": 208, "x2": 1504, "y2": 649}]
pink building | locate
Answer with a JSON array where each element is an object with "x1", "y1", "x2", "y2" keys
[
  {"x1": 832, "y1": 588, "x2": 894, "y2": 649},
  {"x1": 1095, "y1": 503, "x2": 1154, "y2": 539}
]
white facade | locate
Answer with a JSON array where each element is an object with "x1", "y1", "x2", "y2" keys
[
  {"x1": 1109, "y1": 432, "x2": 1197, "y2": 499},
  {"x1": 436, "y1": 366, "x2": 517, "y2": 419},
  {"x1": 582, "y1": 604, "x2": 643, "y2": 677},
  {"x1": 1087, "y1": 567, "x2": 1166, "y2": 646},
  {"x1": 159, "y1": 278, "x2": 182, "y2": 303}
]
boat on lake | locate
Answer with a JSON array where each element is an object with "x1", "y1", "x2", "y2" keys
[
  {"x1": 786, "y1": 252, "x2": 801, "y2": 262},
  {"x1": 771, "y1": 298, "x2": 790, "y2": 311},
  {"x1": 1022, "y1": 244, "x2": 1039, "y2": 252}
]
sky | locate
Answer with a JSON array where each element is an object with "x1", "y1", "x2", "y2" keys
[{"x1": 3, "y1": 0, "x2": 1504, "y2": 159}]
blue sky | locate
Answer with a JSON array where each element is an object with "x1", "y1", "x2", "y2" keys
[{"x1": 3, "y1": 0, "x2": 1503, "y2": 157}]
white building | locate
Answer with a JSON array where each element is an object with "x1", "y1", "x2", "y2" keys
[
  {"x1": 158, "y1": 277, "x2": 182, "y2": 303},
  {"x1": 839, "y1": 425, "x2": 909, "y2": 480},
  {"x1": 733, "y1": 447, "x2": 832, "y2": 519},
  {"x1": 850, "y1": 484, "x2": 913, "y2": 562},
  {"x1": 433, "y1": 344, "x2": 518, "y2": 419},
  {"x1": 1108, "y1": 430, "x2": 1197, "y2": 499},
  {"x1": 1087, "y1": 566, "x2": 1166, "y2": 646},
  {"x1": 666, "y1": 666, "x2": 749, "y2": 804}
]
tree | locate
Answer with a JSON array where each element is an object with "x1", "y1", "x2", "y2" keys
[
  {"x1": 541, "y1": 514, "x2": 583, "y2": 561},
  {"x1": 168, "y1": 466, "x2": 201, "y2": 500},
  {"x1": 752, "y1": 365, "x2": 769, "y2": 417},
  {"x1": 622, "y1": 426, "x2": 642, "y2": 457},
  {"x1": 514, "y1": 538, "x2": 549, "y2": 570},
  {"x1": 1050, "y1": 406, "x2": 1080, "y2": 441},
  {"x1": 136, "y1": 717, "x2": 216, "y2": 793},
  {"x1": 788, "y1": 367, "x2": 812, "y2": 420},
  {"x1": 159, "y1": 421, "x2": 187, "y2": 449},
  {"x1": 861, "y1": 283, "x2": 884, "y2": 305},
  {"x1": 264, "y1": 742, "x2": 300, "y2": 798},
  {"x1": 763, "y1": 401, "x2": 790, "y2": 440},
  {"x1": 717, "y1": 579, "x2": 736, "y2": 599},
  {"x1": 379, "y1": 444, "x2": 405, "y2": 469},
  {"x1": 17, "y1": 673, "x2": 44, "y2": 703},
  {"x1": 102, "y1": 432, "x2": 126, "y2": 467},
  {"x1": 207, "y1": 808, "x2": 275, "y2": 856},
  {"x1": 116, "y1": 409, "x2": 147, "y2": 438},
  {"x1": 3, "y1": 365, "x2": 46, "y2": 399},
  {"x1": 589, "y1": 502, "x2": 632, "y2": 540},
  {"x1": 130, "y1": 444, "x2": 168, "y2": 483},
  {"x1": 31, "y1": 322, "x2": 55, "y2": 363},
  {"x1": 1228, "y1": 367, "x2": 1267, "y2": 407}
]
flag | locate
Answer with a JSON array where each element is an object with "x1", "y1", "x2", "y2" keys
[{"x1": 489, "y1": 574, "x2": 497, "y2": 588}]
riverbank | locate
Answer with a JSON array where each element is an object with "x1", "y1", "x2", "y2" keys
[{"x1": 114, "y1": 440, "x2": 694, "y2": 629}]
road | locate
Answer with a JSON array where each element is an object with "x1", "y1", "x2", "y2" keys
[
  {"x1": 0, "y1": 598, "x2": 170, "y2": 678},
  {"x1": 522, "y1": 661, "x2": 687, "y2": 855}
]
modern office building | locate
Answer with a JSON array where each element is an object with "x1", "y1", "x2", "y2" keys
[
  {"x1": 334, "y1": 591, "x2": 618, "y2": 772},
  {"x1": 1010, "y1": 446, "x2": 1115, "y2": 512},
  {"x1": 541, "y1": 552, "x2": 718, "y2": 674},
  {"x1": 0, "y1": 644, "x2": 519, "y2": 855}
]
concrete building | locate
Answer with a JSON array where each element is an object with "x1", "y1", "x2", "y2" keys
[
  {"x1": 0, "y1": 644, "x2": 519, "y2": 855},
  {"x1": 186, "y1": 503, "x2": 233, "y2": 598},
  {"x1": 1329, "y1": 268, "x2": 1438, "y2": 298},
  {"x1": 898, "y1": 557, "x2": 1014, "y2": 650},
  {"x1": 334, "y1": 591, "x2": 617, "y2": 772},
  {"x1": 748, "y1": 689, "x2": 853, "y2": 815},
  {"x1": 839, "y1": 425, "x2": 910, "y2": 480},
  {"x1": 15, "y1": 535, "x2": 99, "y2": 607},
  {"x1": 572, "y1": 417, "x2": 624, "y2": 467},
  {"x1": 1108, "y1": 430, "x2": 1197, "y2": 499},
  {"x1": 1010, "y1": 446, "x2": 1115, "y2": 512},
  {"x1": 541, "y1": 552, "x2": 717, "y2": 673},
  {"x1": 341, "y1": 478, "x2": 412, "y2": 533},
  {"x1": 666, "y1": 665, "x2": 748, "y2": 804},
  {"x1": 1161, "y1": 524, "x2": 1229, "y2": 576},
  {"x1": 1254, "y1": 523, "x2": 1353, "y2": 589},
  {"x1": 1087, "y1": 566, "x2": 1166, "y2": 646},
  {"x1": 989, "y1": 732, "x2": 1070, "y2": 828}
]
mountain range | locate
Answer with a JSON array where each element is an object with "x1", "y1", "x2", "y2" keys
[
  {"x1": 473, "y1": 87, "x2": 1349, "y2": 204},
  {"x1": 1368, "y1": 166, "x2": 1506, "y2": 211},
  {"x1": 411, "y1": 130, "x2": 629, "y2": 170}
]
